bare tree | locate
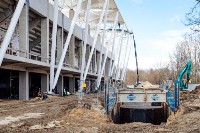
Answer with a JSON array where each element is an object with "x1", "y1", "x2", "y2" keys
[
  {"x1": 185, "y1": 0, "x2": 200, "y2": 32},
  {"x1": 168, "y1": 34, "x2": 200, "y2": 83}
]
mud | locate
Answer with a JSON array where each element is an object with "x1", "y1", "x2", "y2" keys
[{"x1": 0, "y1": 91, "x2": 200, "y2": 133}]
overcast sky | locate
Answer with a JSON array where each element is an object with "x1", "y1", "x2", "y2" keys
[{"x1": 115, "y1": 0, "x2": 196, "y2": 70}]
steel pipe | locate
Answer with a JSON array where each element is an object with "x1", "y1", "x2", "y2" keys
[
  {"x1": 50, "y1": 0, "x2": 59, "y2": 92},
  {"x1": 80, "y1": 0, "x2": 91, "y2": 92}
]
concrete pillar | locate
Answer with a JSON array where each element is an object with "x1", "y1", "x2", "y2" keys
[
  {"x1": 88, "y1": 24, "x2": 91, "y2": 36},
  {"x1": 69, "y1": 35, "x2": 75, "y2": 68},
  {"x1": 102, "y1": 54, "x2": 105, "y2": 76},
  {"x1": 69, "y1": 9, "x2": 74, "y2": 20},
  {"x1": 105, "y1": 58, "x2": 111, "y2": 77},
  {"x1": 19, "y1": 71, "x2": 29, "y2": 100},
  {"x1": 41, "y1": 18, "x2": 49, "y2": 63},
  {"x1": 77, "y1": 41, "x2": 82, "y2": 69},
  {"x1": 97, "y1": 34, "x2": 101, "y2": 44},
  {"x1": 86, "y1": 80, "x2": 91, "y2": 90},
  {"x1": 19, "y1": 5, "x2": 29, "y2": 58},
  {"x1": 56, "y1": 28, "x2": 63, "y2": 64},
  {"x1": 94, "y1": 49, "x2": 97, "y2": 73},
  {"x1": 86, "y1": 45, "x2": 90, "y2": 64},
  {"x1": 69, "y1": 77, "x2": 75, "y2": 93},
  {"x1": 96, "y1": 51, "x2": 100, "y2": 74},
  {"x1": 92, "y1": 49, "x2": 96, "y2": 73},
  {"x1": 57, "y1": 75, "x2": 63, "y2": 96},
  {"x1": 85, "y1": 45, "x2": 91, "y2": 72},
  {"x1": 41, "y1": 73, "x2": 49, "y2": 93},
  {"x1": 91, "y1": 80, "x2": 96, "y2": 91}
]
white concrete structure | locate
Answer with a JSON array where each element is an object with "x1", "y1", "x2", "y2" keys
[{"x1": 0, "y1": 0, "x2": 131, "y2": 100}]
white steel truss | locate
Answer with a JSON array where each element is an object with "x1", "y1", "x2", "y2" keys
[
  {"x1": 80, "y1": 0, "x2": 91, "y2": 93},
  {"x1": 121, "y1": 35, "x2": 130, "y2": 81},
  {"x1": 50, "y1": 0, "x2": 59, "y2": 93},
  {"x1": 96, "y1": 0, "x2": 109, "y2": 90},
  {"x1": 115, "y1": 26, "x2": 125, "y2": 80},
  {"x1": 83, "y1": 0, "x2": 109, "y2": 81},
  {"x1": 97, "y1": 12, "x2": 119, "y2": 89},
  {"x1": 53, "y1": 0, "x2": 83, "y2": 89}
]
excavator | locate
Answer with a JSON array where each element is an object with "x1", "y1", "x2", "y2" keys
[
  {"x1": 177, "y1": 60, "x2": 192, "y2": 91},
  {"x1": 166, "y1": 60, "x2": 192, "y2": 111}
]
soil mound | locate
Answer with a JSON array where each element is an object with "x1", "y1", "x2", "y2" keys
[{"x1": 191, "y1": 85, "x2": 200, "y2": 94}]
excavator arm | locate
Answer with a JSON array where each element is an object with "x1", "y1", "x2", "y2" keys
[
  {"x1": 177, "y1": 60, "x2": 192, "y2": 90},
  {"x1": 167, "y1": 60, "x2": 192, "y2": 112}
]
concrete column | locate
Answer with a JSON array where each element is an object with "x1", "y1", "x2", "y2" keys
[
  {"x1": 77, "y1": 41, "x2": 82, "y2": 69},
  {"x1": 97, "y1": 34, "x2": 101, "y2": 44},
  {"x1": 91, "y1": 80, "x2": 96, "y2": 91},
  {"x1": 57, "y1": 75, "x2": 63, "y2": 96},
  {"x1": 19, "y1": 71, "x2": 29, "y2": 100},
  {"x1": 88, "y1": 24, "x2": 91, "y2": 36},
  {"x1": 105, "y1": 58, "x2": 111, "y2": 77},
  {"x1": 41, "y1": 18, "x2": 49, "y2": 63},
  {"x1": 69, "y1": 77, "x2": 75, "y2": 93},
  {"x1": 94, "y1": 49, "x2": 97, "y2": 73},
  {"x1": 86, "y1": 45, "x2": 90, "y2": 64},
  {"x1": 85, "y1": 45, "x2": 91, "y2": 72},
  {"x1": 96, "y1": 51, "x2": 100, "y2": 74},
  {"x1": 102, "y1": 54, "x2": 105, "y2": 76},
  {"x1": 69, "y1": 35, "x2": 75, "y2": 68},
  {"x1": 92, "y1": 49, "x2": 96, "y2": 73},
  {"x1": 69, "y1": 9, "x2": 74, "y2": 20},
  {"x1": 19, "y1": 5, "x2": 29, "y2": 58},
  {"x1": 56, "y1": 28, "x2": 63, "y2": 64},
  {"x1": 41, "y1": 73, "x2": 49, "y2": 93}
]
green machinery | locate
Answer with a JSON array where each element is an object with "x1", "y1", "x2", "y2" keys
[{"x1": 166, "y1": 60, "x2": 192, "y2": 111}]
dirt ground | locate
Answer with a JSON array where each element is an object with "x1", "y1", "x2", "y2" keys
[{"x1": 0, "y1": 86, "x2": 200, "y2": 133}]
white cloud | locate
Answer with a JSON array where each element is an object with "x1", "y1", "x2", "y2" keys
[{"x1": 127, "y1": 28, "x2": 190, "y2": 70}]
